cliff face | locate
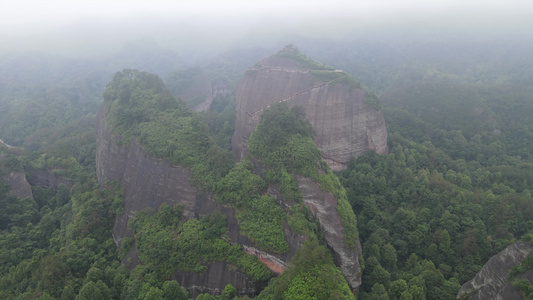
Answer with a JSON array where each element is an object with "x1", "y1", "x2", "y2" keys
[
  {"x1": 26, "y1": 169, "x2": 71, "y2": 190},
  {"x1": 0, "y1": 141, "x2": 33, "y2": 199},
  {"x1": 1, "y1": 170, "x2": 33, "y2": 199},
  {"x1": 298, "y1": 176, "x2": 362, "y2": 290},
  {"x1": 97, "y1": 67, "x2": 363, "y2": 296},
  {"x1": 95, "y1": 105, "x2": 306, "y2": 294},
  {"x1": 231, "y1": 51, "x2": 388, "y2": 171},
  {"x1": 457, "y1": 241, "x2": 533, "y2": 300}
]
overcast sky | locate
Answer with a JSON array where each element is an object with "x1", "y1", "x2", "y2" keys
[{"x1": 1, "y1": 0, "x2": 531, "y2": 56}]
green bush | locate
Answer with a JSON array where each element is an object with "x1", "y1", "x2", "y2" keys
[
  {"x1": 249, "y1": 102, "x2": 359, "y2": 250},
  {"x1": 131, "y1": 205, "x2": 272, "y2": 281},
  {"x1": 103, "y1": 69, "x2": 233, "y2": 190}
]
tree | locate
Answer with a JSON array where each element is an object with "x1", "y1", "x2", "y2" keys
[
  {"x1": 368, "y1": 283, "x2": 389, "y2": 300},
  {"x1": 389, "y1": 279, "x2": 408, "y2": 299},
  {"x1": 76, "y1": 280, "x2": 111, "y2": 300},
  {"x1": 222, "y1": 284, "x2": 238, "y2": 299},
  {"x1": 162, "y1": 281, "x2": 188, "y2": 300},
  {"x1": 381, "y1": 243, "x2": 398, "y2": 271},
  {"x1": 144, "y1": 287, "x2": 165, "y2": 300}
]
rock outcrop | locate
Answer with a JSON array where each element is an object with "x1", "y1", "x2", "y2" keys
[
  {"x1": 26, "y1": 169, "x2": 72, "y2": 190},
  {"x1": 1, "y1": 170, "x2": 33, "y2": 199},
  {"x1": 457, "y1": 241, "x2": 533, "y2": 300},
  {"x1": 231, "y1": 46, "x2": 388, "y2": 171},
  {"x1": 95, "y1": 105, "x2": 305, "y2": 295},
  {"x1": 298, "y1": 176, "x2": 362, "y2": 291},
  {"x1": 0, "y1": 140, "x2": 33, "y2": 199},
  {"x1": 96, "y1": 67, "x2": 363, "y2": 296}
]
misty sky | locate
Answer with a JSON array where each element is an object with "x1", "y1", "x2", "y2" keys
[{"x1": 1, "y1": 0, "x2": 532, "y2": 56}]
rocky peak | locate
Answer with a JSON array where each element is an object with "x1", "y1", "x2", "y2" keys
[{"x1": 231, "y1": 46, "x2": 388, "y2": 171}]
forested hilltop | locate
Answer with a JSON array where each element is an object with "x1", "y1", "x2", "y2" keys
[{"x1": 0, "y1": 33, "x2": 532, "y2": 299}]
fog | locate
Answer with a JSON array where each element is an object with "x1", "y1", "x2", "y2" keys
[{"x1": 1, "y1": 0, "x2": 532, "y2": 58}]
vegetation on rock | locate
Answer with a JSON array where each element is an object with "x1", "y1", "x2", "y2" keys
[
  {"x1": 257, "y1": 239, "x2": 354, "y2": 300},
  {"x1": 131, "y1": 204, "x2": 272, "y2": 281},
  {"x1": 103, "y1": 69, "x2": 234, "y2": 190}
]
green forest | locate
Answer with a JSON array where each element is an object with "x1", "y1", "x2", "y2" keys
[{"x1": 0, "y1": 34, "x2": 532, "y2": 300}]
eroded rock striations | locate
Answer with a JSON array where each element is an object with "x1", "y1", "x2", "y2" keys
[
  {"x1": 95, "y1": 104, "x2": 306, "y2": 296},
  {"x1": 457, "y1": 241, "x2": 533, "y2": 300},
  {"x1": 298, "y1": 176, "x2": 362, "y2": 291},
  {"x1": 231, "y1": 46, "x2": 388, "y2": 171}
]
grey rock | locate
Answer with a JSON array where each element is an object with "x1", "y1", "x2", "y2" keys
[
  {"x1": 297, "y1": 175, "x2": 362, "y2": 292},
  {"x1": 457, "y1": 241, "x2": 533, "y2": 300},
  {"x1": 1, "y1": 170, "x2": 33, "y2": 199},
  {"x1": 26, "y1": 169, "x2": 71, "y2": 190}
]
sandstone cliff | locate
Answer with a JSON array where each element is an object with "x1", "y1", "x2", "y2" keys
[
  {"x1": 0, "y1": 140, "x2": 33, "y2": 199},
  {"x1": 298, "y1": 176, "x2": 362, "y2": 291},
  {"x1": 97, "y1": 69, "x2": 362, "y2": 297},
  {"x1": 95, "y1": 104, "x2": 306, "y2": 295},
  {"x1": 457, "y1": 241, "x2": 533, "y2": 300},
  {"x1": 96, "y1": 102, "x2": 361, "y2": 294},
  {"x1": 231, "y1": 46, "x2": 388, "y2": 171},
  {"x1": 1, "y1": 170, "x2": 33, "y2": 199},
  {"x1": 26, "y1": 169, "x2": 72, "y2": 190}
]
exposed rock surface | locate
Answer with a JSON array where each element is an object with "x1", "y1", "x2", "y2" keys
[
  {"x1": 457, "y1": 241, "x2": 533, "y2": 300},
  {"x1": 0, "y1": 140, "x2": 33, "y2": 199},
  {"x1": 173, "y1": 262, "x2": 266, "y2": 299},
  {"x1": 95, "y1": 104, "x2": 306, "y2": 294},
  {"x1": 297, "y1": 175, "x2": 362, "y2": 291},
  {"x1": 96, "y1": 62, "x2": 365, "y2": 295},
  {"x1": 26, "y1": 169, "x2": 72, "y2": 190},
  {"x1": 1, "y1": 170, "x2": 33, "y2": 199},
  {"x1": 231, "y1": 50, "x2": 388, "y2": 171}
]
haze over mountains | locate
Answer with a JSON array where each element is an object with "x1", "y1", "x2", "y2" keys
[
  {"x1": 1, "y1": 1, "x2": 533, "y2": 299},
  {"x1": 2, "y1": 0, "x2": 532, "y2": 58}
]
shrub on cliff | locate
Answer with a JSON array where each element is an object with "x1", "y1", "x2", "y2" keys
[
  {"x1": 131, "y1": 204, "x2": 272, "y2": 281},
  {"x1": 257, "y1": 239, "x2": 354, "y2": 300},
  {"x1": 248, "y1": 102, "x2": 359, "y2": 250},
  {"x1": 102, "y1": 69, "x2": 233, "y2": 189}
]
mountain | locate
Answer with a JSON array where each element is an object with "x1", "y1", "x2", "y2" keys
[
  {"x1": 231, "y1": 45, "x2": 388, "y2": 171},
  {"x1": 95, "y1": 69, "x2": 360, "y2": 298}
]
